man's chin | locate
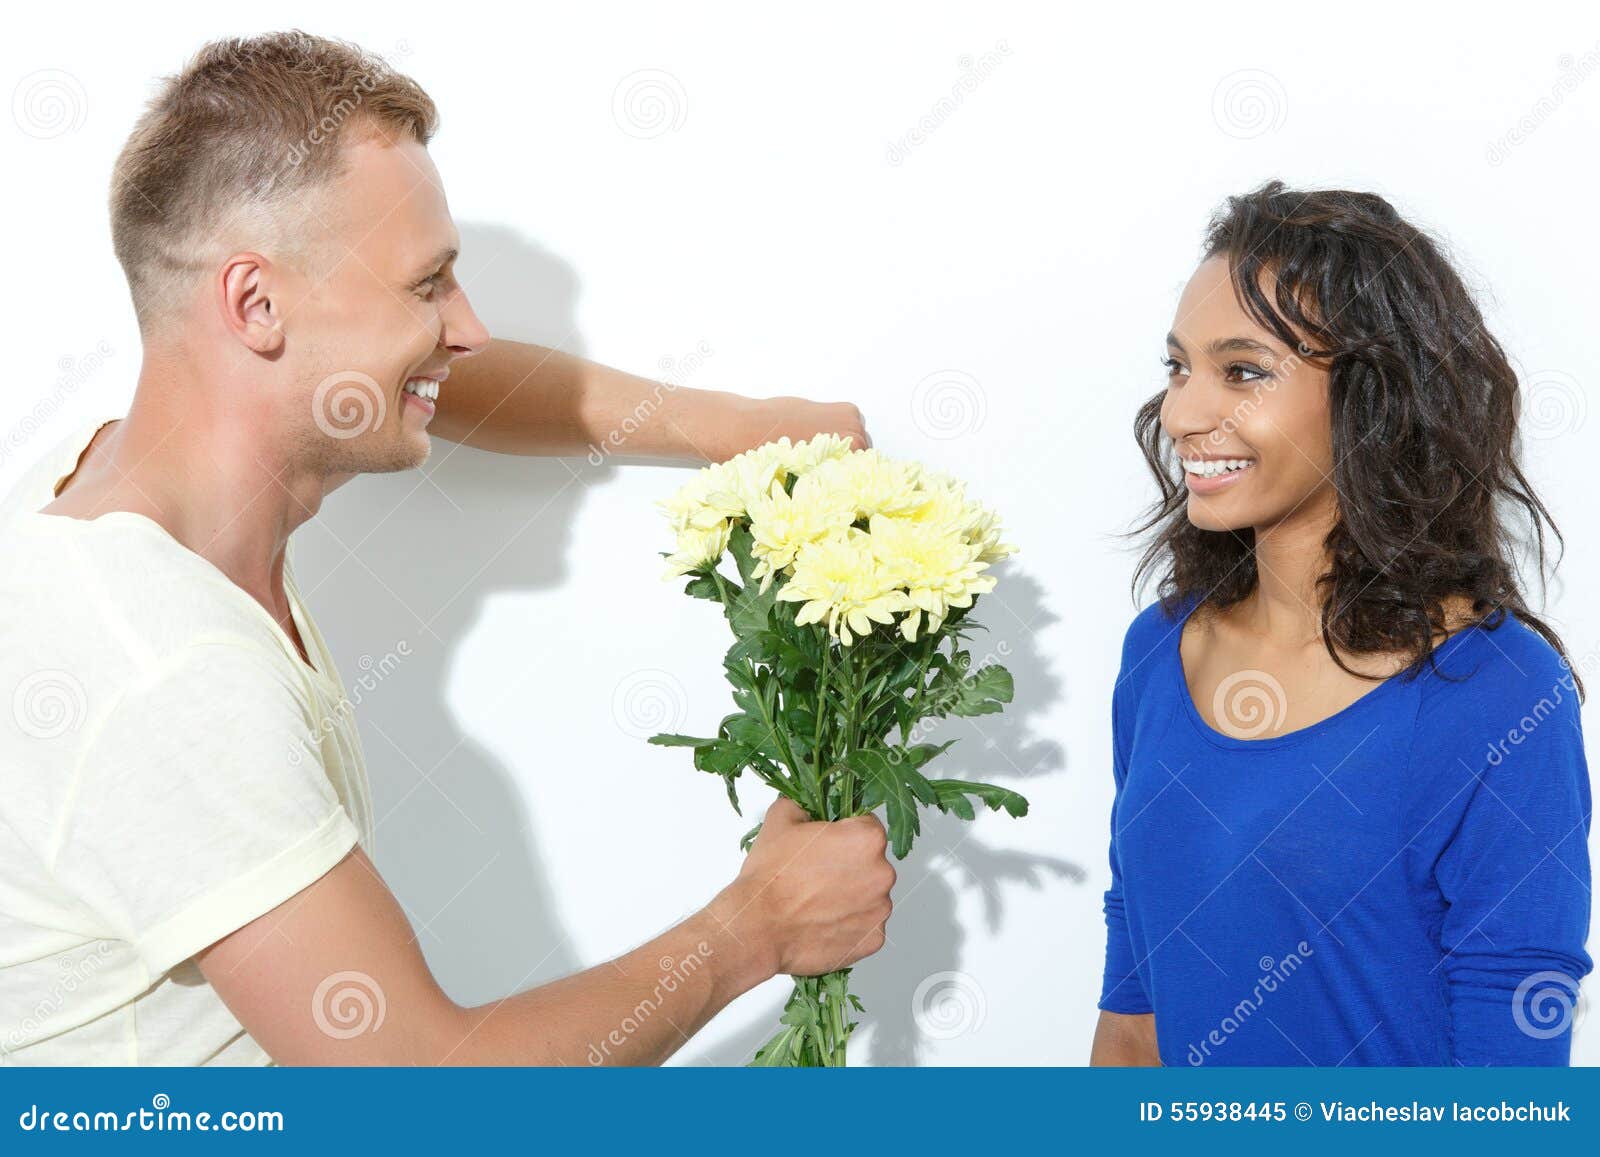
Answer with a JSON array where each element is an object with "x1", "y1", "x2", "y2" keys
[
  {"x1": 387, "y1": 433, "x2": 432, "y2": 473},
  {"x1": 342, "y1": 433, "x2": 431, "y2": 477}
]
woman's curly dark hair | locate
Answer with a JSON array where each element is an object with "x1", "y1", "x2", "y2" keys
[{"x1": 1129, "y1": 180, "x2": 1584, "y2": 701}]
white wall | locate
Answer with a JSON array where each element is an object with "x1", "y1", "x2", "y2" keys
[{"x1": 4, "y1": 0, "x2": 1596, "y2": 1064}]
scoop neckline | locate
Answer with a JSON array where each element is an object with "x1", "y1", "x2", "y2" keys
[
  {"x1": 23, "y1": 507, "x2": 336, "y2": 690},
  {"x1": 1167, "y1": 592, "x2": 1491, "y2": 751}
]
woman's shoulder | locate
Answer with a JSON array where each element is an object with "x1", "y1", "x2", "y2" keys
[
  {"x1": 1410, "y1": 606, "x2": 1586, "y2": 763},
  {"x1": 1403, "y1": 608, "x2": 1589, "y2": 837},
  {"x1": 1123, "y1": 590, "x2": 1198, "y2": 650},
  {"x1": 1113, "y1": 591, "x2": 1199, "y2": 704},
  {"x1": 1422, "y1": 606, "x2": 1579, "y2": 698}
]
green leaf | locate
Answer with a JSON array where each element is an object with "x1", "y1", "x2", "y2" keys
[
  {"x1": 673, "y1": 739, "x2": 747, "y2": 817},
  {"x1": 926, "y1": 661, "x2": 1014, "y2": 719},
  {"x1": 930, "y1": 779, "x2": 1030, "y2": 819},
  {"x1": 648, "y1": 733, "x2": 719, "y2": 748},
  {"x1": 727, "y1": 523, "x2": 761, "y2": 587},
  {"x1": 692, "y1": 740, "x2": 749, "y2": 776},
  {"x1": 780, "y1": 1000, "x2": 821, "y2": 1031},
  {"x1": 727, "y1": 677, "x2": 758, "y2": 711},
  {"x1": 728, "y1": 575, "x2": 778, "y2": 640},
  {"x1": 739, "y1": 822, "x2": 763, "y2": 852},
  {"x1": 725, "y1": 714, "x2": 789, "y2": 772},
  {"x1": 683, "y1": 573, "x2": 722, "y2": 601},
  {"x1": 848, "y1": 744, "x2": 950, "y2": 859},
  {"x1": 749, "y1": 1025, "x2": 804, "y2": 1067},
  {"x1": 727, "y1": 630, "x2": 777, "y2": 665},
  {"x1": 938, "y1": 789, "x2": 975, "y2": 820},
  {"x1": 773, "y1": 634, "x2": 814, "y2": 682}
]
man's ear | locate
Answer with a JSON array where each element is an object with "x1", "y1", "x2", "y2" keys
[{"x1": 219, "y1": 253, "x2": 284, "y2": 354}]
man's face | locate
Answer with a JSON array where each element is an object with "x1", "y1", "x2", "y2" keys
[{"x1": 276, "y1": 133, "x2": 489, "y2": 475}]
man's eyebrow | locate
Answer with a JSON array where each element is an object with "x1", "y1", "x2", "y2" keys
[{"x1": 406, "y1": 245, "x2": 458, "y2": 283}]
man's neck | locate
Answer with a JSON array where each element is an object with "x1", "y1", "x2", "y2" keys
[{"x1": 47, "y1": 367, "x2": 325, "y2": 611}]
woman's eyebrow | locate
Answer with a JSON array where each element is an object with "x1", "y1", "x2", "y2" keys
[
  {"x1": 1166, "y1": 332, "x2": 1279, "y2": 358},
  {"x1": 1207, "y1": 336, "x2": 1278, "y2": 357}
]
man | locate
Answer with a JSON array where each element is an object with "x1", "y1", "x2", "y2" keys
[{"x1": 0, "y1": 31, "x2": 894, "y2": 1065}]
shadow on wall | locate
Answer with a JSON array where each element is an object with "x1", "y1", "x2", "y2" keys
[
  {"x1": 291, "y1": 222, "x2": 1079, "y2": 1063},
  {"x1": 291, "y1": 222, "x2": 608, "y2": 1005}
]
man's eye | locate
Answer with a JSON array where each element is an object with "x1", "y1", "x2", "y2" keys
[{"x1": 414, "y1": 278, "x2": 440, "y2": 300}]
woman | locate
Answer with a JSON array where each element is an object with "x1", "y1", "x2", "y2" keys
[{"x1": 1091, "y1": 182, "x2": 1593, "y2": 1066}]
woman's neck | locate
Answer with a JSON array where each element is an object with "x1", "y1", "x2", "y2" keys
[{"x1": 1240, "y1": 500, "x2": 1339, "y2": 647}]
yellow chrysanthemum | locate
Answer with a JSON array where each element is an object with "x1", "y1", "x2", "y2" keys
[
  {"x1": 746, "y1": 475, "x2": 854, "y2": 592},
  {"x1": 897, "y1": 472, "x2": 1017, "y2": 566},
  {"x1": 867, "y1": 514, "x2": 996, "y2": 641},
  {"x1": 776, "y1": 529, "x2": 912, "y2": 646},
  {"x1": 659, "y1": 468, "x2": 728, "y2": 534},
  {"x1": 662, "y1": 519, "x2": 733, "y2": 579},
  {"x1": 707, "y1": 443, "x2": 790, "y2": 516},
  {"x1": 658, "y1": 444, "x2": 788, "y2": 534},
  {"x1": 776, "y1": 432, "x2": 858, "y2": 476},
  {"x1": 964, "y1": 503, "x2": 1017, "y2": 563},
  {"x1": 899, "y1": 472, "x2": 972, "y2": 536},
  {"x1": 805, "y1": 449, "x2": 927, "y2": 522},
  {"x1": 660, "y1": 437, "x2": 1013, "y2": 624}
]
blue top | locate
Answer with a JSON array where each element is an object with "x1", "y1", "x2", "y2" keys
[{"x1": 1099, "y1": 592, "x2": 1593, "y2": 1066}]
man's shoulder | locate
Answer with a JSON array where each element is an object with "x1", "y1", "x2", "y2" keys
[
  {"x1": 0, "y1": 514, "x2": 290, "y2": 686},
  {"x1": 0, "y1": 416, "x2": 115, "y2": 532}
]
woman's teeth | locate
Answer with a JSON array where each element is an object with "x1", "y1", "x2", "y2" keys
[
  {"x1": 403, "y1": 378, "x2": 440, "y2": 401},
  {"x1": 1183, "y1": 458, "x2": 1254, "y2": 478}
]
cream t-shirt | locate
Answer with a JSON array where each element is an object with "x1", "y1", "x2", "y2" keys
[{"x1": 0, "y1": 416, "x2": 374, "y2": 1065}]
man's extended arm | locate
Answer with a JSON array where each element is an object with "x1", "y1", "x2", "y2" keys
[
  {"x1": 196, "y1": 799, "x2": 894, "y2": 1065},
  {"x1": 429, "y1": 339, "x2": 869, "y2": 463}
]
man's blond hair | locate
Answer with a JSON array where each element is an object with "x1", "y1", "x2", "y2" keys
[{"x1": 110, "y1": 30, "x2": 438, "y2": 331}]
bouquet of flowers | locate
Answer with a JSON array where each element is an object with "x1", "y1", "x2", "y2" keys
[{"x1": 649, "y1": 434, "x2": 1027, "y2": 1066}]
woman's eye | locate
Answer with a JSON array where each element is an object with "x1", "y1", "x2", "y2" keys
[
  {"x1": 1161, "y1": 356, "x2": 1188, "y2": 380},
  {"x1": 1225, "y1": 362, "x2": 1269, "y2": 384}
]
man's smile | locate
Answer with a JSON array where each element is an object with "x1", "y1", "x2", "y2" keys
[{"x1": 402, "y1": 373, "x2": 444, "y2": 418}]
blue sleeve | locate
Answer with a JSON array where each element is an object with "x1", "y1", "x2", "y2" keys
[
  {"x1": 1098, "y1": 640, "x2": 1154, "y2": 1015},
  {"x1": 1430, "y1": 670, "x2": 1593, "y2": 1066}
]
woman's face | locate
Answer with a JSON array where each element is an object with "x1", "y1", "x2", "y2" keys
[{"x1": 1161, "y1": 256, "x2": 1336, "y2": 533}]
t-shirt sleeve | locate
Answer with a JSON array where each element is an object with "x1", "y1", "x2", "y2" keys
[
  {"x1": 1098, "y1": 633, "x2": 1154, "y2": 1015},
  {"x1": 52, "y1": 642, "x2": 361, "y2": 977},
  {"x1": 1429, "y1": 665, "x2": 1594, "y2": 1066}
]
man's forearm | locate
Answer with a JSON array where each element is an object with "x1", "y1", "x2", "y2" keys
[
  {"x1": 431, "y1": 339, "x2": 759, "y2": 463},
  {"x1": 445, "y1": 881, "x2": 774, "y2": 1065},
  {"x1": 430, "y1": 338, "x2": 868, "y2": 465}
]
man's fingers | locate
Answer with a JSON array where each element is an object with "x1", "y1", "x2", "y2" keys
[{"x1": 763, "y1": 796, "x2": 809, "y2": 828}]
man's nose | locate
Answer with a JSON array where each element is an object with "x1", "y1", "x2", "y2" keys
[{"x1": 443, "y1": 287, "x2": 491, "y2": 357}]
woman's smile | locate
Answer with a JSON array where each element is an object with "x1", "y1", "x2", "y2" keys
[{"x1": 1182, "y1": 455, "x2": 1257, "y2": 494}]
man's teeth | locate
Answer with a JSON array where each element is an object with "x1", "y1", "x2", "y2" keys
[
  {"x1": 1184, "y1": 458, "x2": 1254, "y2": 478},
  {"x1": 403, "y1": 378, "x2": 440, "y2": 401}
]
